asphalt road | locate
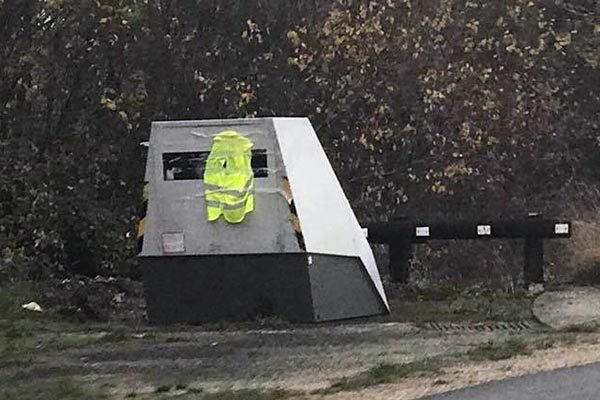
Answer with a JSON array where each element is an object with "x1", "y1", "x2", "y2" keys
[{"x1": 423, "y1": 362, "x2": 600, "y2": 400}]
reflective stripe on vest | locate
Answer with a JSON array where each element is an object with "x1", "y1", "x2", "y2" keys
[
  {"x1": 204, "y1": 178, "x2": 254, "y2": 197},
  {"x1": 203, "y1": 130, "x2": 255, "y2": 223}
]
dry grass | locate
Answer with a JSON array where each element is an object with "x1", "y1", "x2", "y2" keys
[
  {"x1": 320, "y1": 360, "x2": 440, "y2": 394},
  {"x1": 466, "y1": 337, "x2": 531, "y2": 361},
  {"x1": 547, "y1": 186, "x2": 600, "y2": 284},
  {"x1": 570, "y1": 220, "x2": 600, "y2": 265}
]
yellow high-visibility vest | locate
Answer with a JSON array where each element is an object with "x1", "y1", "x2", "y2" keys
[{"x1": 203, "y1": 130, "x2": 255, "y2": 223}]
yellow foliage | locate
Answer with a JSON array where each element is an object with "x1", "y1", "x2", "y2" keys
[
  {"x1": 242, "y1": 19, "x2": 263, "y2": 44},
  {"x1": 287, "y1": 30, "x2": 301, "y2": 47},
  {"x1": 504, "y1": 33, "x2": 522, "y2": 55},
  {"x1": 100, "y1": 95, "x2": 133, "y2": 131},
  {"x1": 287, "y1": 53, "x2": 313, "y2": 72},
  {"x1": 465, "y1": 19, "x2": 479, "y2": 33},
  {"x1": 461, "y1": 122, "x2": 471, "y2": 137},
  {"x1": 423, "y1": 89, "x2": 446, "y2": 105},
  {"x1": 293, "y1": 0, "x2": 589, "y2": 190},
  {"x1": 431, "y1": 181, "x2": 447, "y2": 194},
  {"x1": 402, "y1": 124, "x2": 416, "y2": 134},
  {"x1": 444, "y1": 161, "x2": 472, "y2": 179},
  {"x1": 100, "y1": 97, "x2": 117, "y2": 111},
  {"x1": 582, "y1": 53, "x2": 599, "y2": 68},
  {"x1": 554, "y1": 32, "x2": 572, "y2": 50}
]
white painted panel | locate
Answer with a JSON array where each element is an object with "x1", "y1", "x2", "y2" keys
[
  {"x1": 161, "y1": 232, "x2": 185, "y2": 253},
  {"x1": 273, "y1": 118, "x2": 389, "y2": 309}
]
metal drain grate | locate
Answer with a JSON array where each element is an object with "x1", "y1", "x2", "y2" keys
[{"x1": 421, "y1": 321, "x2": 541, "y2": 332}]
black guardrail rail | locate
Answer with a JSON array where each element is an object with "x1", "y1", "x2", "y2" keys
[{"x1": 365, "y1": 214, "x2": 571, "y2": 284}]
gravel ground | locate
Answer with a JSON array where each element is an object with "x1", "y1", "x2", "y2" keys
[{"x1": 2, "y1": 286, "x2": 600, "y2": 399}]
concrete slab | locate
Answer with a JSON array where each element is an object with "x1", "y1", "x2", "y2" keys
[{"x1": 533, "y1": 286, "x2": 600, "y2": 329}]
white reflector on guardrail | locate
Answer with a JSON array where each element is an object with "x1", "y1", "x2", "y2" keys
[
  {"x1": 477, "y1": 225, "x2": 492, "y2": 236},
  {"x1": 554, "y1": 223, "x2": 569, "y2": 235},
  {"x1": 416, "y1": 226, "x2": 430, "y2": 237}
]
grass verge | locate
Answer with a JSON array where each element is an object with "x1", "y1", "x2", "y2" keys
[
  {"x1": 467, "y1": 337, "x2": 531, "y2": 361},
  {"x1": 319, "y1": 360, "x2": 439, "y2": 394},
  {"x1": 557, "y1": 323, "x2": 599, "y2": 333},
  {"x1": 387, "y1": 291, "x2": 533, "y2": 324},
  {"x1": 0, "y1": 378, "x2": 108, "y2": 400},
  {"x1": 199, "y1": 389, "x2": 295, "y2": 400}
]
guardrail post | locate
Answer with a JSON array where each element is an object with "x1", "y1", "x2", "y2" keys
[
  {"x1": 524, "y1": 238, "x2": 544, "y2": 284},
  {"x1": 389, "y1": 239, "x2": 412, "y2": 283},
  {"x1": 524, "y1": 213, "x2": 544, "y2": 284},
  {"x1": 388, "y1": 215, "x2": 412, "y2": 283}
]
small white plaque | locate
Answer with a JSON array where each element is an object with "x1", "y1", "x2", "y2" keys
[
  {"x1": 162, "y1": 232, "x2": 185, "y2": 253},
  {"x1": 416, "y1": 226, "x2": 430, "y2": 237},
  {"x1": 477, "y1": 225, "x2": 492, "y2": 236},
  {"x1": 555, "y1": 223, "x2": 569, "y2": 235}
]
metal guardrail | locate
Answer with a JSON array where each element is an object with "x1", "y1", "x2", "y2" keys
[{"x1": 365, "y1": 214, "x2": 572, "y2": 284}]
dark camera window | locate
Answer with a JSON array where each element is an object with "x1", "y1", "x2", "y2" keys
[
  {"x1": 163, "y1": 152, "x2": 207, "y2": 181},
  {"x1": 252, "y1": 149, "x2": 268, "y2": 178},
  {"x1": 163, "y1": 150, "x2": 268, "y2": 181}
]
